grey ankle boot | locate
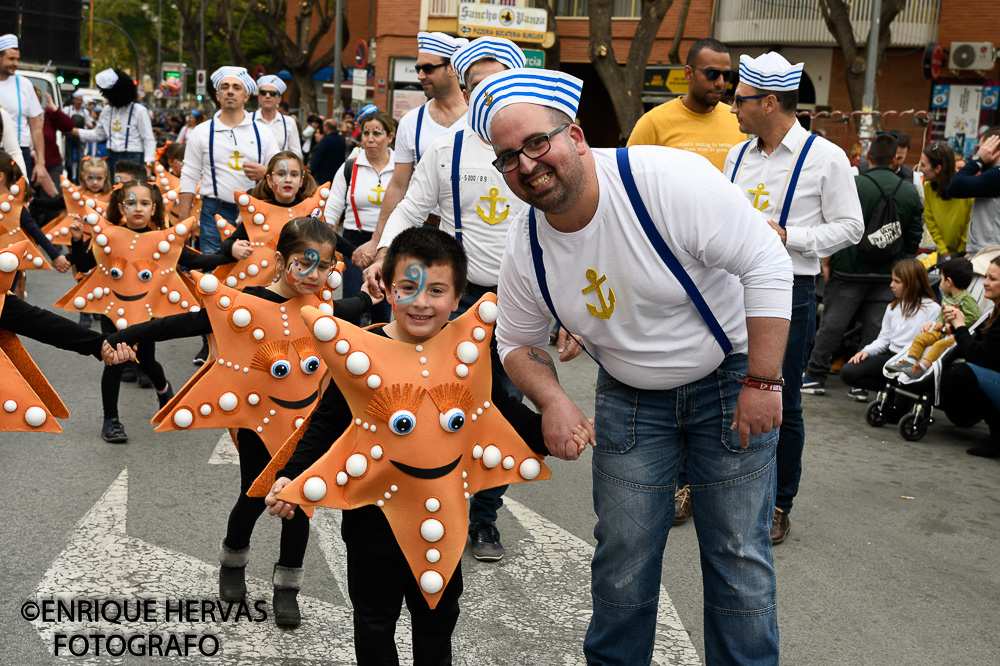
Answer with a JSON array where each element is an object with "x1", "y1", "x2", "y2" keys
[
  {"x1": 218, "y1": 542, "x2": 250, "y2": 602},
  {"x1": 272, "y1": 564, "x2": 304, "y2": 627}
]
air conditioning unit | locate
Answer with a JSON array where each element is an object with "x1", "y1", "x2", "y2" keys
[{"x1": 949, "y1": 42, "x2": 996, "y2": 71}]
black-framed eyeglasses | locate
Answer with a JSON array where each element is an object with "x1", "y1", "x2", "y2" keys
[
  {"x1": 414, "y1": 63, "x2": 447, "y2": 75},
  {"x1": 258, "y1": 89, "x2": 281, "y2": 98},
  {"x1": 733, "y1": 93, "x2": 781, "y2": 107},
  {"x1": 695, "y1": 67, "x2": 736, "y2": 82},
  {"x1": 492, "y1": 123, "x2": 570, "y2": 173}
]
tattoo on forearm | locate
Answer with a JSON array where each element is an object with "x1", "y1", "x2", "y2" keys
[{"x1": 527, "y1": 348, "x2": 557, "y2": 378}]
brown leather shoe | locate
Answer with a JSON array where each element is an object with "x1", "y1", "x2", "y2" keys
[
  {"x1": 674, "y1": 485, "x2": 692, "y2": 525},
  {"x1": 770, "y1": 507, "x2": 790, "y2": 545}
]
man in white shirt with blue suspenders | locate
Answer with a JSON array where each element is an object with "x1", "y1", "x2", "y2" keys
[
  {"x1": 725, "y1": 53, "x2": 863, "y2": 546},
  {"x1": 351, "y1": 31, "x2": 468, "y2": 268},
  {"x1": 252, "y1": 74, "x2": 302, "y2": 159},
  {"x1": 474, "y1": 67, "x2": 793, "y2": 665},
  {"x1": 177, "y1": 66, "x2": 279, "y2": 254},
  {"x1": 0, "y1": 34, "x2": 46, "y2": 186},
  {"x1": 75, "y1": 68, "x2": 157, "y2": 176}
]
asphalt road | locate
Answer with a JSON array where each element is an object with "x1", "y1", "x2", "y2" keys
[{"x1": 1, "y1": 268, "x2": 997, "y2": 665}]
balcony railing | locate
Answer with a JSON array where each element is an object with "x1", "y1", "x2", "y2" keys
[{"x1": 714, "y1": 0, "x2": 940, "y2": 48}]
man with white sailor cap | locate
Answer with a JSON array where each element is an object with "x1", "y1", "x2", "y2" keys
[
  {"x1": 177, "y1": 66, "x2": 279, "y2": 254},
  {"x1": 75, "y1": 68, "x2": 157, "y2": 176},
  {"x1": 359, "y1": 37, "x2": 554, "y2": 564},
  {"x1": 473, "y1": 66, "x2": 794, "y2": 664},
  {"x1": 351, "y1": 31, "x2": 468, "y2": 269},
  {"x1": 0, "y1": 34, "x2": 47, "y2": 186},
  {"x1": 725, "y1": 52, "x2": 863, "y2": 547},
  {"x1": 252, "y1": 74, "x2": 302, "y2": 158}
]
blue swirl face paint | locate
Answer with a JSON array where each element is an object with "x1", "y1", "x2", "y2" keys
[
  {"x1": 273, "y1": 159, "x2": 289, "y2": 187},
  {"x1": 395, "y1": 262, "x2": 426, "y2": 304},
  {"x1": 294, "y1": 248, "x2": 322, "y2": 277}
]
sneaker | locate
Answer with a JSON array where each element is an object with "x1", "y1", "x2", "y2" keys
[
  {"x1": 800, "y1": 377, "x2": 825, "y2": 394},
  {"x1": 469, "y1": 523, "x2": 504, "y2": 561},
  {"x1": 137, "y1": 371, "x2": 154, "y2": 389},
  {"x1": 101, "y1": 418, "x2": 128, "y2": 444},
  {"x1": 121, "y1": 363, "x2": 138, "y2": 382},
  {"x1": 193, "y1": 340, "x2": 209, "y2": 366},
  {"x1": 78, "y1": 312, "x2": 93, "y2": 327},
  {"x1": 885, "y1": 357, "x2": 917, "y2": 374},
  {"x1": 847, "y1": 387, "x2": 869, "y2": 402},
  {"x1": 903, "y1": 364, "x2": 928, "y2": 380},
  {"x1": 157, "y1": 382, "x2": 175, "y2": 409}
]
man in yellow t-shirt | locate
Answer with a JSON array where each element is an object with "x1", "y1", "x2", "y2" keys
[{"x1": 627, "y1": 38, "x2": 745, "y2": 172}]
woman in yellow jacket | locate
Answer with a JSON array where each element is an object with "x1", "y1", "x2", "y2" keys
[{"x1": 919, "y1": 142, "x2": 973, "y2": 257}]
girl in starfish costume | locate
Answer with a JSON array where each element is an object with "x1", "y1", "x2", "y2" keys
[
  {"x1": 105, "y1": 216, "x2": 379, "y2": 628},
  {"x1": 41, "y1": 160, "x2": 113, "y2": 246}
]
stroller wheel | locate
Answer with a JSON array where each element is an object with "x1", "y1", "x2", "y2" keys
[
  {"x1": 865, "y1": 400, "x2": 887, "y2": 427},
  {"x1": 899, "y1": 412, "x2": 928, "y2": 441}
]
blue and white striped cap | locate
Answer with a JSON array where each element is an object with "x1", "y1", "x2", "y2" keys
[
  {"x1": 467, "y1": 68, "x2": 583, "y2": 144},
  {"x1": 211, "y1": 66, "x2": 257, "y2": 94},
  {"x1": 417, "y1": 32, "x2": 467, "y2": 59},
  {"x1": 452, "y1": 37, "x2": 526, "y2": 85},
  {"x1": 738, "y1": 53, "x2": 803, "y2": 92},
  {"x1": 256, "y1": 75, "x2": 286, "y2": 95},
  {"x1": 0, "y1": 34, "x2": 17, "y2": 52},
  {"x1": 357, "y1": 104, "x2": 379, "y2": 123}
]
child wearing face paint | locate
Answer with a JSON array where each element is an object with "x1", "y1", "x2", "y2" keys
[
  {"x1": 265, "y1": 227, "x2": 593, "y2": 664},
  {"x1": 69, "y1": 179, "x2": 234, "y2": 443},
  {"x1": 79, "y1": 156, "x2": 112, "y2": 196},
  {"x1": 104, "y1": 217, "x2": 379, "y2": 627}
]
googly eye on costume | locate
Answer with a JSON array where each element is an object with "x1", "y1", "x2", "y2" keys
[
  {"x1": 300, "y1": 355, "x2": 321, "y2": 374},
  {"x1": 109, "y1": 267, "x2": 123, "y2": 279},
  {"x1": 270, "y1": 360, "x2": 291, "y2": 378},
  {"x1": 389, "y1": 410, "x2": 416, "y2": 435},
  {"x1": 138, "y1": 269, "x2": 153, "y2": 281},
  {"x1": 439, "y1": 408, "x2": 466, "y2": 433}
]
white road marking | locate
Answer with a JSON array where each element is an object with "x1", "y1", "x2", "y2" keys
[{"x1": 207, "y1": 431, "x2": 238, "y2": 465}]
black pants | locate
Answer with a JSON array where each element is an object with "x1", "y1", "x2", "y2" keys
[
  {"x1": 223, "y1": 429, "x2": 309, "y2": 568},
  {"x1": 942, "y1": 363, "x2": 1000, "y2": 441},
  {"x1": 100, "y1": 316, "x2": 167, "y2": 420},
  {"x1": 839, "y1": 351, "x2": 894, "y2": 391},
  {"x1": 344, "y1": 507, "x2": 462, "y2": 665}
]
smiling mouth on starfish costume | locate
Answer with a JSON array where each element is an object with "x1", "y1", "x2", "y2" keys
[
  {"x1": 390, "y1": 455, "x2": 462, "y2": 480},
  {"x1": 112, "y1": 290, "x2": 148, "y2": 301},
  {"x1": 268, "y1": 391, "x2": 319, "y2": 409}
]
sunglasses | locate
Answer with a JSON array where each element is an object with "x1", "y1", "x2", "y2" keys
[
  {"x1": 694, "y1": 67, "x2": 736, "y2": 82},
  {"x1": 733, "y1": 93, "x2": 781, "y2": 107},
  {"x1": 414, "y1": 63, "x2": 447, "y2": 75},
  {"x1": 259, "y1": 89, "x2": 281, "y2": 97}
]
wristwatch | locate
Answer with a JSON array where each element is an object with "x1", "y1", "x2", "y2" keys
[{"x1": 971, "y1": 154, "x2": 985, "y2": 169}]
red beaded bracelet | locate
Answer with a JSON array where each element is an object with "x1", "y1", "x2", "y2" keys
[{"x1": 740, "y1": 378, "x2": 783, "y2": 392}]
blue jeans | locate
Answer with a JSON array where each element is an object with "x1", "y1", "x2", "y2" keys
[
  {"x1": 585, "y1": 354, "x2": 779, "y2": 666},
  {"x1": 199, "y1": 198, "x2": 240, "y2": 255},
  {"x1": 451, "y1": 282, "x2": 522, "y2": 527},
  {"x1": 775, "y1": 275, "x2": 816, "y2": 514},
  {"x1": 106, "y1": 151, "x2": 143, "y2": 179},
  {"x1": 341, "y1": 228, "x2": 391, "y2": 324}
]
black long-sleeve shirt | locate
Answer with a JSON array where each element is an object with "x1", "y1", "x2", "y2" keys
[
  {"x1": 946, "y1": 160, "x2": 1000, "y2": 199},
  {"x1": 954, "y1": 314, "x2": 1000, "y2": 373},
  {"x1": 1, "y1": 293, "x2": 104, "y2": 359},
  {"x1": 21, "y1": 208, "x2": 61, "y2": 261},
  {"x1": 70, "y1": 227, "x2": 232, "y2": 274}
]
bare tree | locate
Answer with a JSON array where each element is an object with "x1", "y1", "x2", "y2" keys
[
  {"x1": 819, "y1": 0, "x2": 907, "y2": 129},
  {"x1": 667, "y1": 0, "x2": 693, "y2": 65},
  {"x1": 588, "y1": 0, "x2": 684, "y2": 138}
]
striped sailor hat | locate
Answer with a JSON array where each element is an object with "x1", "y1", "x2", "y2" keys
[
  {"x1": 357, "y1": 104, "x2": 379, "y2": 123},
  {"x1": 467, "y1": 68, "x2": 583, "y2": 144},
  {"x1": 256, "y1": 75, "x2": 286, "y2": 95},
  {"x1": 417, "y1": 32, "x2": 468, "y2": 59},
  {"x1": 211, "y1": 66, "x2": 257, "y2": 94},
  {"x1": 738, "y1": 53, "x2": 803, "y2": 92},
  {"x1": 0, "y1": 34, "x2": 17, "y2": 51},
  {"x1": 452, "y1": 37, "x2": 526, "y2": 85}
]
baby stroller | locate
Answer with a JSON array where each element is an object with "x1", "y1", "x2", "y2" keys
[{"x1": 864, "y1": 248, "x2": 997, "y2": 441}]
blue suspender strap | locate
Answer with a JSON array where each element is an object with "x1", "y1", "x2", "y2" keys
[
  {"x1": 527, "y1": 208, "x2": 602, "y2": 367},
  {"x1": 124, "y1": 103, "x2": 134, "y2": 153},
  {"x1": 14, "y1": 74, "x2": 22, "y2": 143},
  {"x1": 730, "y1": 140, "x2": 751, "y2": 183},
  {"x1": 252, "y1": 119, "x2": 261, "y2": 163},
  {"x1": 778, "y1": 133, "x2": 817, "y2": 229},
  {"x1": 450, "y1": 130, "x2": 463, "y2": 244},
  {"x1": 414, "y1": 105, "x2": 425, "y2": 164},
  {"x1": 615, "y1": 147, "x2": 733, "y2": 356},
  {"x1": 208, "y1": 118, "x2": 219, "y2": 198},
  {"x1": 281, "y1": 114, "x2": 288, "y2": 149}
]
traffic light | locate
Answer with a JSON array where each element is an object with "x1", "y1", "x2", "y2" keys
[
  {"x1": 71, "y1": 78, "x2": 80, "y2": 86},
  {"x1": 56, "y1": 75, "x2": 65, "y2": 84},
  {"x1": 196, "y1": 94, "x2": 203, "y2": 101}
]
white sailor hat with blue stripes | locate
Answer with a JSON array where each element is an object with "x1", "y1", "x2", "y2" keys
[
  {"x1": 452, "y1": 37, "x2": 526, "y2": 84},
  {"x1": 417, "y1": 32, "x2": 468, "y2": 59},
  {"x1": 357, "y1": 104, "x2": 379, "y2": 123},
  {"x1": 256, "y1": 74, "x2": 286, "y2": 95},
  {"x1": 211, "y1": 66, "x2": 257, "y2": 94},
  {"x1": 467, "y1": 68, "x2": 583, "y2": 144},
  {"x1": 0, "y1": 34, "x2": 17, "y2": 51},
  {"x1": 738, "y1": 52, "x2": 803, "y2": 92}
]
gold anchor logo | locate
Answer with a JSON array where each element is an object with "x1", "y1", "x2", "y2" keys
[
  {"x1": 368, "y1": 183, "x2": 386, "y2": 205},
  {"x1": 484, "y1": 92, "x2": 494, "y2": 107},
  {"x1": 112, "y1": 119, "x2": 122, "y2": 132},
  {"x1": 582, "y1": 268, "x2": 615, "y2": 320},
  {"x1": 477, "y1": 187, "x2": 509, "y2": 225},
  {"x1": 228, "y1": 151, "x2": 245, "y2": 170},
  {"x1": 748, "y1": 182, "x2": 770, "y2": 211}
]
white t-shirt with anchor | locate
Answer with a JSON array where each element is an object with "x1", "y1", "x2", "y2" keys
[
  {"x1": 377, "y1": 125, "x2": 524, "y2": 288},
  {"x1": 180, "y1": 110, "x2": 279, "y2": 202},
  {"x1": 324, "y1": 148, "x2": 396, "y2": 234},
  {"x1": 77, "y1": 102, "x2": 157, "y2": 161},
  {"x1": 496, "y1": 147, "x2": 793, "y2": 391}
]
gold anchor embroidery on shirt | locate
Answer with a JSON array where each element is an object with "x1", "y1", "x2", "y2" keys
[
  {"x1": 112, "y1": 119, "x2": 122, "y2": 132},
  {"x1": 228, "y1": 151, "x2": 245, "y2": 170},
  {"x1": 477, "y1": 187, "x2": 509, "y2": 225},
  {"x1": 368, "y1": 183, "x2": 386, "y2": 205},
  {"x1": 484, "y1": 93, "x2": 494, "y2": 107},
  {"x1": 748, "y1": 183, "x2": 770, "y2": 212},
  {"x1": 582, "y1": 268, "x2": 615, "y2": 320}
]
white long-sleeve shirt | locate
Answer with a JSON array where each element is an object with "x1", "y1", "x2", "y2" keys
[
  {"x1": 77, "y1": 102, "x2": 156, "y2": 162},
  {"x1": 862, "y1": 298, "x2": 941, "y2": 356},
  {"x1": 180, "y1": 110, "x2": 279, "y2": 202},
  {"x1": 0, "y1": 107, "x2": 26, "y2": 175},
  {"x1": 376, "y1": 127, "x2": 524, "y2": 287},
  {"x1": 324, "y1": 148, "x2": 395, "y2": 234},
  {"x1": 725, "y1": 122, "x2": 863, "y2": 276},
  {"x1": 252, "y1": 110, "x2": 302, "y2": 158},
  {"x1": 497, "y1": 146, "x2": 794, "y2": 391}
]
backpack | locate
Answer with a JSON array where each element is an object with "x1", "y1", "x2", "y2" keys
[{"x1": 857, "y1": 174, "x2": 905, "y2": 264}]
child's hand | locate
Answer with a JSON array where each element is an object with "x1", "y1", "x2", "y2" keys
[
  {"x1": 570, "y1": 418, "x2": 597, "y2": 453},
  {"x1": 69, "y1": 219, "x2": 84, "y2": 241},
  {"x1": 933, "y1": 320, "x2": 943, "y2": 332},
  {"x1": 361, "y1": 279, "x2": 384, "y2": 305},
  {"x1": 230, "y1": 239, "x2": 253, "y2": 260},
  {"x1": 848, "y1": 350, "x2": 868, "y2": 364},
  {"x1": 266, "y1": 477, "x2": 299, "y2": 519},
  {"x1": 920, "y1": 321, "x2": 934, "y2": 333},
  {"x1": 52, "y1": 255, "x2": 71, "y2": 273},
  {"x1": 102, "y1": 341, "x2": 137, "y2": 365}
]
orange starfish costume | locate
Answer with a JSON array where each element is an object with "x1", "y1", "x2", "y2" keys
[
  {"x1": 271, "y1": 294, "x2": 550, "y2": 609},
  {"x1": 41, "y1": 177, "x2": 112, "y2": 246},
  {"x1": 0, "y1": 176, "x2": 53, "y2": 270}
]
